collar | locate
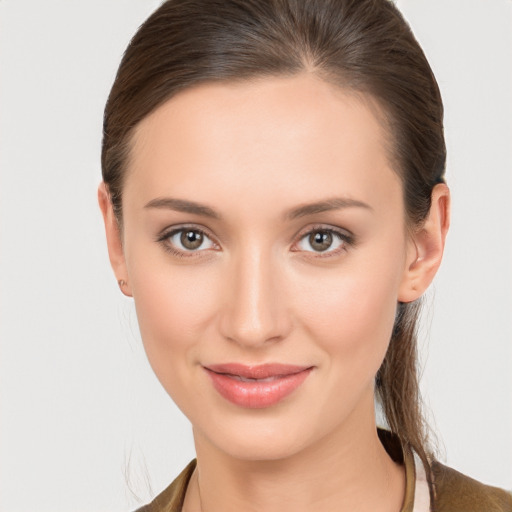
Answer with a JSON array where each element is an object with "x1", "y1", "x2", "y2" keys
[{"x1": 144, "y1": 429, "x2": 430, "y2": 511}]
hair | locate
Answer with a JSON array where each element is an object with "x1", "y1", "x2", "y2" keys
[{"x1": 102, "y1": 0, "x2": 445, "y2": 493}]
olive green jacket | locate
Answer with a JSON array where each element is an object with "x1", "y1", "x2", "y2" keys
[{"x1": 136, "y1": 432, "x2": 512, "y2": 512}]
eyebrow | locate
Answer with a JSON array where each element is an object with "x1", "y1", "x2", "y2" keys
[
  {"x1": 285, "y1": 197, "x2": 373, "y2": 220},
  {"x1": 144, "y1": 197, "x2": 222, "y2": 219},
  {"x1": 144, "y1": 196, "x2": 372, "y2": 221}
]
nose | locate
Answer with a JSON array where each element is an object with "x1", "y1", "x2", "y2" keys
[{"x1": 219, "y1": 247, "x2": 292, "y2": 348}]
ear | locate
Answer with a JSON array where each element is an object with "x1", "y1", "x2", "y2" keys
[
  {"x1": 398, "y1": 183, "x2": 450, "y2": 302},
  {"x1": 98, "y1": 182, "x2": 132, "y2": 297}
]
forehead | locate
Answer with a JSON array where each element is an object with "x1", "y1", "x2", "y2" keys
[{"x1": 125, "y1": 73, "x2": 402, "y2": 220}]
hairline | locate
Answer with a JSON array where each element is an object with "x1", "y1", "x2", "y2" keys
[{"x1": 114, "y1": 71, "x2": 407, "y2": 228}]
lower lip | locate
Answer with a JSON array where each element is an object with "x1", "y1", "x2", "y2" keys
[{"x1": 204, "y1": 367, "x2": 313, "y2": 409}]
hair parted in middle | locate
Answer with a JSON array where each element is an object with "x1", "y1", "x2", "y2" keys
[{"x1": 102, "y1": 0, "x2": 446, "y2": 491}]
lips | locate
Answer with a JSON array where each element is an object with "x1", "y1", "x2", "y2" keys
[{"x1": 204, "y1": 363, "x2": 313, "y2": 409}]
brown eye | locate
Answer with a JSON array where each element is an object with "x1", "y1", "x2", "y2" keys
[
  {"x1": 309, "y1": 231, "x2": 333, "y2": 252},
  {"x1": 180, "y1": 230, "x2": 204, "y2": 250},
  {"x1": 161, "y1": 227, "x2": 216, "y2": 254},
  {"x1": 295, "y1": 227, "x2": 350, "y2": 255}
]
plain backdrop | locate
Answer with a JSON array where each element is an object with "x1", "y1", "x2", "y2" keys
[{"x1": 1, "y1": 0, "x2": 511, "y2": 510}]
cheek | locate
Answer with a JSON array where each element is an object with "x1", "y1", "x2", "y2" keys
[
  {"x1": 127, "y1": 253, "x2": 220, "y2": 392},
  {"x1": 292, "y1": 256, "x2": 403, "y2": 375}
]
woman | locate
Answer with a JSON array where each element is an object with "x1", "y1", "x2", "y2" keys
[{"x1": 98, "y1": 0, "x2": 512, "y2": 510}]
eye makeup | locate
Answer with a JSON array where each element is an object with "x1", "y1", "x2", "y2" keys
[{"x1": 155, "y1": 222, "x2": 356, "y2": 260}]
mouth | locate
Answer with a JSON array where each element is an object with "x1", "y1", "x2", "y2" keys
[{"x1": 203, "y1": 363, "x2": 313, "y2": 409}]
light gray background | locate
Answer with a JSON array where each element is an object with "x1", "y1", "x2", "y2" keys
[{"x1": 1, "y1": 1, "x2": 511, "y2": 510}]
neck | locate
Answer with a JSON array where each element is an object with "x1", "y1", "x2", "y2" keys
[{"x1": 184, "y1": 394, "x2": 405, "y2": 512}]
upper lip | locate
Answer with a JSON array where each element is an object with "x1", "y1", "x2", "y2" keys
[{"x1": 204, "y1": 363, "x2": 312, "y2": 379}]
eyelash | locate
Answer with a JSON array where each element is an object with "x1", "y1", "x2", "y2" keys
[
  {"x1": 156, "y1": 224, "x2": 355, "y2": 259},
  {"x1": 156, "y1": 225, "x2": 219, "y2": 259}
]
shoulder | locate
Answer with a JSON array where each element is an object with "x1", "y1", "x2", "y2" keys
[
  {"x1": 431, "y1": 461, "x2": 512, "y2": 512},
  {"x1": 133, "y1": 460, "x2": 197, "y2": 512}
]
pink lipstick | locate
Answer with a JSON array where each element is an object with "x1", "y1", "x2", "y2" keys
[{"x1": 204, "y1": 363, "x2": 313, "y2": 408}]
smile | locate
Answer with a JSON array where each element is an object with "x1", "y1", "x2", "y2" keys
[{"x1": 203, "y1": 363, "x2": 313, "y2": 409}]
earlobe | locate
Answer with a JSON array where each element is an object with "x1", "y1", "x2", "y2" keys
[
  {"x1": 98, "y1": 182, "x2": 133, "y2": 297},
  {"x1": 398, "y1": 183, "x2": 450, "y2": 303}
]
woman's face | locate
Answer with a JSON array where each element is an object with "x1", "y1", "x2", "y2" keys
[{"x1": 118, "y1": 74, "x2": 418, "y2": 460}]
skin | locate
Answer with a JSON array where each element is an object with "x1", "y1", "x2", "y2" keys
[{"x1": 99, "y1": 73, "x2": 450, "y2": 512}]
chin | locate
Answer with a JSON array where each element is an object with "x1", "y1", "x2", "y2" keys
[
  {"x1": 214, "y1": 430, "x2": 310, "y2": 462},
  {"x1": 193, "y1": 406, "x2": 336, "y2": 463}
]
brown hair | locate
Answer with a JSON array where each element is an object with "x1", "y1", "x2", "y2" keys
[{"x1": 102, "y1": 0, "x2": 445, "y2": 489}]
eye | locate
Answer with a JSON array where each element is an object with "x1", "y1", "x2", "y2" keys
[
  {"x1": 158, "y1": 226, "x2": 217, "y2": 256},
  {"x1": 294, "y1": 227, "x2": 352, "y2": 255}
]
